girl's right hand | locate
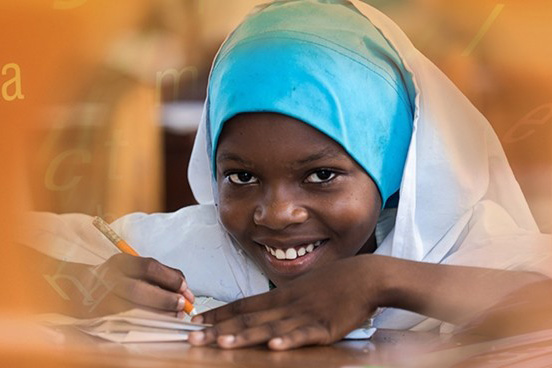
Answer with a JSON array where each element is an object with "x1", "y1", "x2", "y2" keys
[{"x1": 68, "y1": 253, "x2": 194, "y2": 317}]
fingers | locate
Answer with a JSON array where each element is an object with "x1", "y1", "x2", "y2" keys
[
  {"x1": 268, "y1": 325, "x2": 332, "y2": 350},
  {"x1": 190, "y1": 307, "x2": 288, "y2": 345},
  {"x1": 168, "y1": 265, "x2": 195, "y2": 303},
  {"x1": 216, "y1": 318, "x2": 304, "y2": 349},
  {"x1": 111, "y1": 255, "x2": 182, "y2": 292},
  {"x1": 189, "y1": 317, "x2": 334, "y2": 351},
  {"x1": 106, "y1": 254, "x2": 195, "y2": 302},
  {"x1": 198, "y1": 290, "x2": 280, "y2": 324},
  {"x1": 112, "y1": 276, "x2": 187, "y2": 312}
]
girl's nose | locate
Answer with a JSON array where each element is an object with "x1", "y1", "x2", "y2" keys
[{"x1": 253, "y1": 191, "x2": 308, "y2": 230}]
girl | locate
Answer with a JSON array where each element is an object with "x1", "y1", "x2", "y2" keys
[{"x1": 26, "y1": 0, "x2": 552, "y2": 350}]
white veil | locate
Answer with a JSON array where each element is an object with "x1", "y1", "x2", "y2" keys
[{"x1": 188, "y1": 0, "x2": 552, "y2": 330}]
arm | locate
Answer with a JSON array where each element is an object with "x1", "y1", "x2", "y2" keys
[
  {"x1": 188, "y1": 254, "x2": 547, "y2": 350},
  {"x1": 20, "y1": 206, "x2": 267, "y2": 313},
  {"x1": 21, "y1": 244, "x2": 194, "y2": 318},
  {"x1": 373, "y1": 255, "x2": 546, "y2": 324}
]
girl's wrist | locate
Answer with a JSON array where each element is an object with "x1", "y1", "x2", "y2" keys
[{"x1": 357, "y1": 254, "x2": 405, "y2": 311}]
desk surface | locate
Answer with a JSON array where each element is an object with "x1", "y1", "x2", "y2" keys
[
  {"x1": 2, "y1": 327, "x2": 447, "y2": 368},
  {"x1": 88, "y1": 330, "x2": 445, "y2": 368},
  {"x1": 4, "y1": 325, "x2": 552, "y2": 368}
]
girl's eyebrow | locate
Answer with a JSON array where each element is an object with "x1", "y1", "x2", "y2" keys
[
  {"x1": 292, "y1": 146, "x2": 346, "y2": 167},
  {"x1": 217, "y1": 152, "x2": 254, "y2": 167},
  {"x1": 217, "y1": 146, "x2": 346, "y2": 167}
]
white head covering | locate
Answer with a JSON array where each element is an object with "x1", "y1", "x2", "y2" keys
[{"x1": 188, "y1": 0, "x2": 550, "y2": 329}]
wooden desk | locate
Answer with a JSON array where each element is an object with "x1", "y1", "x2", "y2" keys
[
  {"x1": 1, "y1": 327, "x2": 446, "y2": 368},
  {"x1": 5, "y1": 323, "x2": 552, "y2": 367}
]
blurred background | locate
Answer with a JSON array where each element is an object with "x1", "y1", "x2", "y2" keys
[{"x1": 1, "y1": 0, "x2": 551, "y2": 313}]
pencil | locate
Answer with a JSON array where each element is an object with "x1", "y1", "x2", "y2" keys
[{"x1": 92, "y1": 216, "x2": 197, "y2": 316}]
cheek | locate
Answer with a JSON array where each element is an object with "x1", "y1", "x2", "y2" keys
[
  {"x1": 335, "y1": 199, "x2": 375, "y2": 232},
  {"x1": 217, "y1": 188, "x2": 253, "y2": 241},
  {"x1": 324, "y1": 185, "x2": 379, "y2": 245}
]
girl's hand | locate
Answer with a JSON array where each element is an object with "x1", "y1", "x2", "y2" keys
[
  {"x1": 188, "y1": 255, "x2": 380, "y2": 350},
  {"x1": 69, "y1": 253, "x2": 195, "y2": 317}
]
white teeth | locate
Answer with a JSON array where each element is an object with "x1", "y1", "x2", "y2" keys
[
  {"x1": 275, "y1": 249, "x2": 286, "y2": 260},
  {"x1": 285, "y1": 248, "x2": 297, "y2": 260},
  {"x1": 262, "y1": 240, "x2": 325, "y2": 260}
]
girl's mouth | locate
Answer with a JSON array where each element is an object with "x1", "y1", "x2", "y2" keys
[{"x1": 261, "y1": 239, "x2": 327, "y2": 260}]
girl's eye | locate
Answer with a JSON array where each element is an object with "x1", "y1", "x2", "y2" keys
[
  {"x1": 227, "y1": 172, "x2": 258, "y2": 185},
  {"x1": 305, "y1": 169, "x2": 337, "y2": 183}
]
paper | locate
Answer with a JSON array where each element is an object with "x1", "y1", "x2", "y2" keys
[
  {"x1": 37, "y1": 296, "x2": 225, "y2": 343},
  {"x1": 87, "y1": 330, "x2": 191, "y2": 343},
  {"x1": 344, "y1": 327, "x2": 377, "y2": 340}
]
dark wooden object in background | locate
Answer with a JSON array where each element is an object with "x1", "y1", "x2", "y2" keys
[{"x1": 163, "y1": 129, "x2": 199, "y2": 212}]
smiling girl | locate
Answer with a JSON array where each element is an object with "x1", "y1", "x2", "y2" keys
[{"x1": 26, "y1": 0, "x2": 552, "y2": 350}]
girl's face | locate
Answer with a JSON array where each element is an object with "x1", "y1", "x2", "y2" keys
[{"x1": 216, "y1": 113, "x2": 381, "y2": 286}]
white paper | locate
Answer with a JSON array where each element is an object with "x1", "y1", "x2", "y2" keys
[
  {"x1": 36, "y1": 296, "x2": 223, "y2": 343},
  {"x1": 89, "y1": 330, "x2": 189, "y2": 343}
]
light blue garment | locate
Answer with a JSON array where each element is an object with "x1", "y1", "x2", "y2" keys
[{"x1": 208, "y1": 0, "x2": 415, "y2": 206}]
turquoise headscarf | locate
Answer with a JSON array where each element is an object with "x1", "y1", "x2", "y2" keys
[{"x1": 208, "y1": 0, "x2": 415, "y2": 206}]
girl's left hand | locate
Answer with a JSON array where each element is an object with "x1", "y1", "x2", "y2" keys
[{"x1": 188, "y1": 255, "x2": 381, "y2": 350}]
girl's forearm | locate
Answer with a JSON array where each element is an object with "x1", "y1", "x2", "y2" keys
[
  {"x1": 364, "y1": 254, "x2": 548, "y2": 325},
  {"x1": 18, "y1": 246, "x2": 97, "y2": 315}
]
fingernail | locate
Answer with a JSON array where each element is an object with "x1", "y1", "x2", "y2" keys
[
  {"x1": 190, "y1": 331, "x2": 205, "y2": 342},
  {"x1": 191, "y1": 314, "x2": 204, "y2": 324},
  {"x1": 219, "y1": 335, "x2": 235, "y2": 345},
  {"x1": 176, "y1": 311, "x2": 185, "y2": 319},
  {"x1": 178, "y1": 280, "x2": 188, "y2": 294},
  {"x1": 270, "y1": 337, "x2": 283, "y2": 347},
  {"x1": 177, "y1": 296, "x2": 185, "y2": 311},
  {"x1": 184, "y1": 288, "x2": 195, "y2": 303}
]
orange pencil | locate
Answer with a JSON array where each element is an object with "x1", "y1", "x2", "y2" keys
[{"x1": 92, "y1": 216, "x2": 197, "y2": 316}]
